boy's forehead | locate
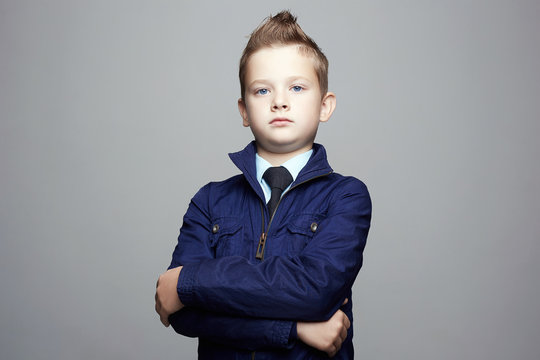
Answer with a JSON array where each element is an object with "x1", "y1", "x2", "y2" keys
[{"x1": 245, "y1": 45, "x2": 318, "y2": 81}]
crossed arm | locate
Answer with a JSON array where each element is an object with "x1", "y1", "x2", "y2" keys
[
  {"x1": 155, "y1": 179, "x2": 371, "y2": 356},
  {"x1": 156, "y1": 265, "x2": 350, "y2": 356}
]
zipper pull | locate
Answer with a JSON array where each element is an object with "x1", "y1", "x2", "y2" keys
[{"x1": 255, "y1": 232, "x2": 266, "y2": 259}]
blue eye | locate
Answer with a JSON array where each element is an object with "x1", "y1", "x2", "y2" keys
[
  {"x1": 256, "y1": 89, "x2": 268, "y2": 95},
  {"x1": 292, "y1": 86, "x2": 303, "y2": 92}
]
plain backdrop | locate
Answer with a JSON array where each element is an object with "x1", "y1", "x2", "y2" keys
[{"x1": 1, "y1": 0, "x2": 539, "y2": 359}]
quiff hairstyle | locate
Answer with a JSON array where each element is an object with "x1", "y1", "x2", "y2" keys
[{"x1": 239, "y1": 10, "x2": 329, "y2": 100}]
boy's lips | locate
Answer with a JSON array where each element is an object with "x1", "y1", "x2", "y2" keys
[{"x1": 270, "y1": 118, "x2": 293, "y2": 126}]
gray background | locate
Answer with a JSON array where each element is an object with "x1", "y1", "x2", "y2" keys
[{"x1": 1, "y1": 0, "x2": 539, "y2": 359}]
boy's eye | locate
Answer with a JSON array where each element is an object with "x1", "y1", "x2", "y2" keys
[
  {"x1": 291, "y1": 86, "x2": 303, "y2": 92},
  {"x1": 256, "y1": 89, "x2": 268, "y2": 95}
]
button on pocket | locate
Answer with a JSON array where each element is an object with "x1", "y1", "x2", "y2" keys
[
  {"x1": 209, "y1": 218, "x2": 242, "y2": 257},
  {"x1": 286, "y1": 214, "x2": 323, "y2": 255}
]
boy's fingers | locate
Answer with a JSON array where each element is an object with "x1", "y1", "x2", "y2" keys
[
  {"x1": 340, "y1": 326, "x2": 347, "y2": 341},
  {"x1": 344, "y1": 314, "x2": 351, "y2": 329},
  {"x1": 327, "y1": 345, "x2": 337, "y2": 358},
  {"x1": 342, "y1": 298, "x2": 348, "y2": 306},
  {"x1": 333, "y1": 339, "x2": 342, "y2": 355},
  {"x1": 160, "y1": 315, "x2": 170, "y2": 327},
  {"x1": 155, "y1": 293, "x2": 161, "y2": 313},
  {"x1": 155, "y1": 292, "x2": 170, "y2": 327}
]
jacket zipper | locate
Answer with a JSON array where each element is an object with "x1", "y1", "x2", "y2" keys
[
  {"x1": 255, "y1": 202, "x2": 266, "y2": 259},
  {"x1": 251, "y1": 203, "x2": 267, "y2": 360},
  {"x1": 251, "y1": 171, "x2": 332, "y2": 359},
  {"x1": 255, "y1": 171, "x2": 332, "y2": 260}
]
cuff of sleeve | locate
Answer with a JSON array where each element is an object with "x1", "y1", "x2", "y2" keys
[
  {"x1": 177, "y1": 263, "x2": 199, "y2": 306},
  {"x1": 272, "y1": 320, "x2": 295, "y2": 349},
  {"x1": 289, "y1": 322, "x2": 298, "y2": 340}
]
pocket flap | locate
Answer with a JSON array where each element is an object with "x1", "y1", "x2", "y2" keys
[
  {"x1": 209, "y1": 217, "x2": 242, "y2": 246},
  {"x1": 287, "y1": 214, "x2": 323, "y2": 236}
]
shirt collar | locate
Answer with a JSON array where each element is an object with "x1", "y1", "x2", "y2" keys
[
  {"x1": 255, "y1": 149, "x2": 313, "y2": 202},
  {"x1": 228, "y1": 141, "x2": 333, "y2": 202},
  {"x1": 256, "y1": 149, "x2": 313, "y2": 185}
]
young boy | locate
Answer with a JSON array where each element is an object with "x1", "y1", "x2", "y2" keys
[{"x1": 155, "y1": 11, "x2": 371, "y2": 359}]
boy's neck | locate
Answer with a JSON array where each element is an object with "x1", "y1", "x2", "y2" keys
[{"x1": 256, "y1": 144, "x2": 313, "y2": 166}]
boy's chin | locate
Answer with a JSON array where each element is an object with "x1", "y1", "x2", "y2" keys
[{"x1": 256, "y1": 140, "x2": 314, "y2": 155}]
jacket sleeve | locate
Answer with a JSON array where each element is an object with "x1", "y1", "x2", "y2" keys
[
  {"x1": 168, "y1": 308, "x2": 295, "y2": 350},
  {"x1": 167, "y1": 183, "x2": 295, "y2": 349},
  {"x1": 177, "y1": 178, "x2": 372, "y2": 322}
]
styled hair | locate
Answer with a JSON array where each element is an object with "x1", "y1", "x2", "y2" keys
[{"x1": 239, "y1": 10, "x2": 329, "y2": 99}]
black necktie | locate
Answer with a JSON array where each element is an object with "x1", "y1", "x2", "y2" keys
[{"x1": 263, "y1": 166, "x2": 293, "y2": 217}]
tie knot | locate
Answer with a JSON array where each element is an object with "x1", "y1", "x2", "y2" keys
[{"x1": 263, "y1": 166, "x2": 293, "y2": 191}]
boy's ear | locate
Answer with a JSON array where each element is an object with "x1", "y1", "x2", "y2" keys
[
  {"x1": 238, "y1": 98, "x2": 250, "y2": 127},
  {"x1": 319, "y1": 92, "x2": 336, "y2": 123}
]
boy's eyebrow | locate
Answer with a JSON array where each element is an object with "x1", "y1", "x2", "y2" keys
[{"x1": 247, "y1": 76, "x2": 314, "y2": 88}]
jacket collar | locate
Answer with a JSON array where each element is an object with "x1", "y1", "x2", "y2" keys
[{"x1": 228, "y1": 141, "x2": 333, "y2": 200}]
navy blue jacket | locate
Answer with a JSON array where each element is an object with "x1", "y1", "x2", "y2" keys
[{"x1": 168, "y1": 142, "x2": 371, "y2": 359}]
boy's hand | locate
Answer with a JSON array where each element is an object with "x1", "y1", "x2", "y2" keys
[
  {"x1": 155, "y1": 266, "x2": 184, "y2": 327},
  {"x1": 296, "y1": 299, "x2": 350, "y2": 358}
]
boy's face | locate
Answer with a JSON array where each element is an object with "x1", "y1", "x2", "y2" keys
[{"x1": 238, "y1": 45, "x2": 335, "y2": 157}]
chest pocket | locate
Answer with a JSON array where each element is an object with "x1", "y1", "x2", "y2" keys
[
  {"x1": 209, "y1": 217, "x2": 243, "y2": 258},
  {"x1": 286, "y1": 214, "x2": 324, "y2": 255}
]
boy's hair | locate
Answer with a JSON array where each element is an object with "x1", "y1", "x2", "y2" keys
[{"x1": 239, "y1": 10, "x2": 329, "y2": 100}]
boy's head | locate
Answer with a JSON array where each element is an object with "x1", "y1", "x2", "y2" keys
[
  {"x1": 239, "y1": 11, "x2": 328, "y2": 101},
  {"x1": 238, "y1": 11, "x2": 336, "y2": 160}
]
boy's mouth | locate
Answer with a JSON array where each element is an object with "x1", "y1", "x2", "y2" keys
[{"x1": 270, "y1": 118, "x2": 292, "y2": 126}]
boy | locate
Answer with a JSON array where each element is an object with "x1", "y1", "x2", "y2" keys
[{"x1": 155, "y1": 11, "x2": 371, "y2": 359}]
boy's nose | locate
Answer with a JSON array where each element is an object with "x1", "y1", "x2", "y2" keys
[
  {"x1": 272, "y1": 103, "x2": 288, "y2": 110},
  {"x1": 271, "y1": 96, "x2": 289, "y2": 111}
]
